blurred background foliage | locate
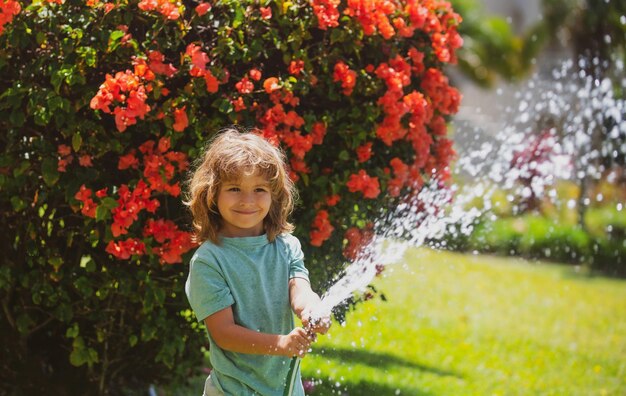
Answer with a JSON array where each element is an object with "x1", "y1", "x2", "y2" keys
[{"x1": 445, "y1": 0, "x2": 626, "y2": 276}]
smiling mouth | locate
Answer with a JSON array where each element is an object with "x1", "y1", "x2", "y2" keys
[{"x1": 233, "y1": 210, "x2": 258, "y2": 215}]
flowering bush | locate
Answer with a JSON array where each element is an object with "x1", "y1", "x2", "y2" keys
[{"x1": 0, "y1": 0, "x2": 461, "y2": 392}]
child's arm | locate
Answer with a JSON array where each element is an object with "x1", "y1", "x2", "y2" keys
[
  {"x1": 289, "y1": 278, "x2": 331, "y2": 334},
  {"x1": 204, "y1": 306, "x2": 311, "y2": 357}
]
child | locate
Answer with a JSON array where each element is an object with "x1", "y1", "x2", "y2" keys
[{"x1": 184, "y1": 129, "x2": 331, "y2": 396}]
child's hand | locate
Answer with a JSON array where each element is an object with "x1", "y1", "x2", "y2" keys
[
  {"x1": 301, "y1": 308, "x2": 331, "y2": 335},
  {"x1": 277, "y1": 327, "x2": 313, "y2": 358}
]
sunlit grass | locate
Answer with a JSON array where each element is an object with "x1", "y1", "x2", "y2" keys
[{"x1": 301, "y1": 248, "x2": 626, "y2": 396}]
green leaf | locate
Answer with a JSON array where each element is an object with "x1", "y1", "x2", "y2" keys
[
  {"x1": 51, "y1": 72, "x2": 63, "y2": 93},
  {"x1": 70, "y1": 336, "x2": 99, "y2": 367},
  {"x1": 129, "y1": 334, "x2": 138, "y2": 347},
  {"x1": 97, "y1": 328, "x2": 106, "y2": 343},
  {"x1": 66, "y1": 323, "x2": 80, "y2": 338},
  {"x1": 95, "y1": 205, "x2": 110, "y2": 222},
  {"x1": 141, "y1": 322, "x2": 157, "y2": 342},
  {"x1": 0, "y1": 266, "x2": 11, "y2": 291},
  {"x1": 77, "y1": 46, "x2": 97, "y2": 67},
  {"x1": 47, "y1": 95, "x2": 64, "y2": 112},
  {"x1": 13, "y1": 161, "x2": 30, "y2": 177},
  {"x1": 72, "y1": 133, "x2": 82, "y2": 152},
  {"x1": 100, "y1": 197, "x2": 119, "y2": 210},
  {"x1": 232, "y1": 4, "x2": 244, "y2": 28},
  {"x1": 74, "y1": 277, "x2": 93, "y2": 297},
  {"x1": 11, "y1": 196, "x2": 26, "y2": 212},
  {"x1": 213, "y1": 98, "x2": 233, "y2": 114},
  {"x1": 36, "y1": 31, "x2": 46, "y2": 45},
  {"x1": 41, "y1": 157, "x2": 60, "y2": 187},
  {"x1": 80, "y1": 255, "x2": 96, "y2": 272},
  {"x1": 54, "y1": 302, "x2": 74, "y2": 322},
  {"x1": 48, "y1": 256, "x2": 63, "y2": 272},
  {"x1": 10, "y1": 109, "x2": 25, "y2": 126},
  {"x1": 16, "y1": 314, "x2": 34, "y2": 334},
  {"x1": 107, "y1": 30, "x2": 125, "y2": 52}
]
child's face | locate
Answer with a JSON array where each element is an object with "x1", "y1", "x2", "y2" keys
[{"x1": 216, "y1": 172, "x2": 272, "y2": 238}]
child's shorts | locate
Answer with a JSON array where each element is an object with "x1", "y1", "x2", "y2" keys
[{"x1": 203, "y1": 374, "x2": 223, "y2": 396}]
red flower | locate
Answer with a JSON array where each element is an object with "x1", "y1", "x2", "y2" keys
[
  {"x1": 263, "y1": 77, "x2": 280, "y2": 94},
  {"x1": 147, "y1": 50, "x2": 178, "y2": 77},
  {"x1": 106, "y1": 238, "x2": 146, "y2": 260},
  {"x1": 232, "y1": 96, "x2": 246, "y2": 112},
  {"x1": 195, "y1": 2, "x2": 211, "y2": 16},
  {"x1": 310, "y1": 210, "x2": 334, "y2": 247},
  {"x1": 408, "y1": 47, "x2": 425, "y2": 75},
  {"x1": 57, "y1": 144, "x2": 74, "y2": 172},
  {"x1": 153, "y1": 231, "x2": 195, "y2": 264},
  {"x1": 326, "y1": 194, "x2": 340, "y2": 206},
  {"x1": 235, "y1": 76, "x2": 254, "y2": 94},
  {"x1": 79, "y1": 155, "x2": 93, "y2": 167},
  {"x1": 74, "y1": 184, "x2": 92, "y2": 202},
  {"x1": 57, "y1": 158, "x2": 72, "y2": 172},
  {"x1": 290, "y1": 157, "x2": 310, "y2": 174},
  {"x1": 346, "y1": 170, "x2": 380, "y2": 199},
  {"x1": 420, "y1": 68, "x2": 461, "y2": 115},
  {"x1": 118, "y1": 151, "x2": 139, "y2": 170},
  {"x1": 58, "y1": 144, "x2": 72, "y2": 156},
  {"x1": 249, "y1": 68, "x2": 262, "y2": 81},
  {"x1": 158, "y1": 136, "x2": 171, "y2": 153},
  {"x1": 143, "y1": 218, "x2": 176, "y2": 243},
  {"x1": 393, "y1": 17, "x2": 414, "y2": 38},
  {"x1": 96, "y1": 188, "x2": 108, "y2": 198},
  {"x1": 144, "y1": 218, "x2": 195, "y2": 263},
  {"x1": 204, "y1": 71, "x2": 220, "y2": 93},
  {"x1": 0, "y1": 0, "x2": 21, "y2": 35},
  {"x1": 310, "y1": 0, "x2": 340, "y2": 30},
  {"x1": 310, "y1": 122, "x2": 327, "y2": 145},
  {"x1": 173, "y1": 106, "x2": 189, "y2": 132},
  {"x1": 186, "y1": 43, "x2": 209, "y2": 76},
  {"x1": 90, "y1": 70, "x2": 151, "y2": 132},
  {"x1": 356, "y1": 142, "x2": 372, "y2": 163},
  {"x1": 288, "y1": 60, "x2": 305, "y2": 76},
  {"x1": 333, "y1": 61, "x2": 357, "y2": 96},
  {"x1": 342, "y1": 225, "x2": 374, "y2": 261},
  {"x1": 138, "y1": 0, "x2": 179, "y2": 20},
  {"x1": 388, "y1": 157, "x2": 409, "y2": 197},
  {"x1": 74, "y1": 185, "x2": 96, "y2": 218},
  {"x1": 283, "y1": 132, "x2": 313, "y2": 159},
  {"x1": 111, "y1": 180, "x2": 161, "y2": 236},
  {"x1": 259, "y1": 6, "x2": 272, "y2": 19}
]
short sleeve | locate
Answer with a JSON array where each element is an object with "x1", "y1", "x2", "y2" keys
[
  {"x1": 185, "y1": 256, "x2": 235, "y2": 323},
  {"x1": 284, "y1": 235, "x2": 309, "y2": 282}
]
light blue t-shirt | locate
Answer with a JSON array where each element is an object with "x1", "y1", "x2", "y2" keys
[{"x1": 185, "y1": 233, "x2": 309, "y2": 396}]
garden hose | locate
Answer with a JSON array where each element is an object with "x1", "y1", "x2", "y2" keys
[
  {"x1": 283, "y1": 355, "x2": 302, "y2": 396},
  {"x1": 283, "y1": 321, "x2": 318, "y2": 396}
]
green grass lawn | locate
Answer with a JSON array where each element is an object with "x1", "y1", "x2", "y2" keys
[
  {"x1": 300, "y1": 248, "x2": 626, "y2": 396},
  {"x1": 176, "y1": 248, "x2": 626, "y2": 396}
]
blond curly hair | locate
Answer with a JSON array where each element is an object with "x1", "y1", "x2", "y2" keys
[{"x1": 185, "y1": 128, "x2": 297, "y2": 244}]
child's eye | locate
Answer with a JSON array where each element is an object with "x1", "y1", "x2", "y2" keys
[
  {"x1": 255, "y1": 188, "x2": 268, "y2": 193},
  {"x1": 228, "y1": 187, "x2": 240, "y2": 192}
]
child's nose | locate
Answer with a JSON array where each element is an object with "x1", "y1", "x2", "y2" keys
[{"x1": 241, "y1": 192, "x2": 255, "y2": 203}]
